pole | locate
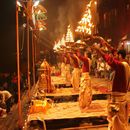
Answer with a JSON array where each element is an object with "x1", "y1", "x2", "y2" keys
[
  {"x1": 35, "y1": 36, "x2": 37, "y2": 62},
  {"x1": 35, "y1": 31, "x2": 39, "y2": 62},
  {"x1": 32, "y1": 30, "x2": 36, "y2": 85},
  {"x1": 27, "y1": 12, "x2": 31, "y2": 99},
  {"x1": 16, "y1": 1, "x2": 22, "y2": 128}
]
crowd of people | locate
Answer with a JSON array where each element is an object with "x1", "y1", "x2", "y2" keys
[{"x1": 0, "y1": 72, "x2": 27, "y2": 117}]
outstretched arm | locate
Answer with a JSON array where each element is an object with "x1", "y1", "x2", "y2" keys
[
  {"x1": 94, "y1": 36, "x2": 116, "y2": 52},
  {"x1": 92, "y1": 44, "x2": 121, "y2": 70},
  {"x1": 92, "y1": 44, "x2": 106, "y2": 58}
]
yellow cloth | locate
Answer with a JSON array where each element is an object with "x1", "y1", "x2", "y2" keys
[
  {"x1": 107, "y1": 92, "x2": 128, "y2": 130},
  {"x1": 79, "y1": 72, "x2": 92, "y2": 111},
  {"x1": 65, "y1": 64, "x2": 71, "y2": 82},
  {"x1": 29, "y1": 100, "x2": 52, "y2": 114},
  {"x1": 71, "y1": 68, "x2": 81, "y2": 91},
  {"x1": 29, "y1": 105, "x2": 46, "y2": 114}
]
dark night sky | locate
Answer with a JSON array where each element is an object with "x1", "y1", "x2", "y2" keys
[
  {"x1": 0, "y1": 0, "x2": 16, "y2": 72},
  {"x1": 0, "y1": 0, "x2": 88, "y2": 72}
]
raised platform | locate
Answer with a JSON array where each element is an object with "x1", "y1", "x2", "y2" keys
[
  {"x1": 28, "y1": 77, "x2": 114, "y2": 129},
  {"x1": 46, "y1": 76, "x2": 111, "y2": 103},
  {"x1": 28, "y1": 100, "x2": 108, "y2": 129},
  {"x1": 27, "y1": 99, "x2": 130, "y2": 130}
]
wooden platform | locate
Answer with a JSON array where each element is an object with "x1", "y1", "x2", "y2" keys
[
  {"x1": 26, "y1": 98, "x2": 130, "y2": 130},
  {"x1": 27, "y1": 100, "x2": 108, "y2": 129},
  {"x1": 24, "y1": 77, "x2": 111, "y2": 129},
  {"x1": 27, "y1": 77, "x2": 130, "y2": 130}
]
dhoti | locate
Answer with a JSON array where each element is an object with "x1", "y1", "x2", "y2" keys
[
  {"x1": 79, "y1": 72, "x2": 92, "y2": 111},
  {"x1": 107, "y1": 92, "x2": 128, "y2": 130},
  {"x1": 65, "y1": 64, "x2": 71, "y2": 83},
  {"x1": 71, "y1": 68, "x2": 81, "y2": 91},
  {"x1": 61, "y1": 62, "x2": 66, "y2": 77}
]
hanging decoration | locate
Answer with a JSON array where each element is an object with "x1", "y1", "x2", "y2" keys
[{"x1": 32, "y1": 3, "x2": 47, "y2": 30}]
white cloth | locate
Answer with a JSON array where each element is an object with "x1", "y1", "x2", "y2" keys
[{"x1": 0, "y1": 91, "x2": 12, "y2": 103}]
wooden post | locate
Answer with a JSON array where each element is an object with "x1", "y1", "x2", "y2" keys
[
  {"x1": 27, "y1": 12, "x2": 31, "y2": 99},
  {"x1": 32, "y1": 30, "x2": 36, "y2": 85},
  {"x1": 16, "y1": 1, "x2": 22, "y2": 128}
]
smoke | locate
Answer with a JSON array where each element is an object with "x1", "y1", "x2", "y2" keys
[
  {"x1": 56, "y1": 4, "x2": 68, "y2": 39},
  {"x1": 66, "y1": 0, "x2": 88, "y2": 34},
  {"x1": 54, "y1": 0, "x2": 88, "y2": 39},
  {"x1": 43, "y1": 0, "x2": 88, "y2": 44}
]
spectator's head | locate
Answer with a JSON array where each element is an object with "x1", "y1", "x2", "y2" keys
[{"x1": 117, "y1": 49, "x2": 126, "y2": 60}]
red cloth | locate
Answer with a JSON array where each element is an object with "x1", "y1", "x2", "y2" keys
[
  {"x1": 64, "y1": 55, "x2": 70, "y2": 64},
  {"x1": 70, "y1": 54, "x2": 79, "y2": 68},
  {"x1": 77, "y1": 55, "x2": 89, "y2": 73},
  {"x1": 104, "y1": 54, "x2": 128, "y2": 93}
]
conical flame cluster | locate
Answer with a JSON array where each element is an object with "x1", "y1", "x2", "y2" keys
[{"x1": 75, "y1": 1, "x2": 93, "y2": 35}]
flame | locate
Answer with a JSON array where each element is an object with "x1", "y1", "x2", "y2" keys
[
  {"x1": 65, "y1": 25, "x2": 74, "y2": 42},
  {"x1": 60, "y1": 35, "x2": 66, "y2": 46},
  {"x1": 75, "y1": 1, "x2": 94, "y2": 35}
]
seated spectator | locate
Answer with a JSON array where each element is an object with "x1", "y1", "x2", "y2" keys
[{"x1": 0, "y1": 90, "x2": 13, "y2": 113}]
